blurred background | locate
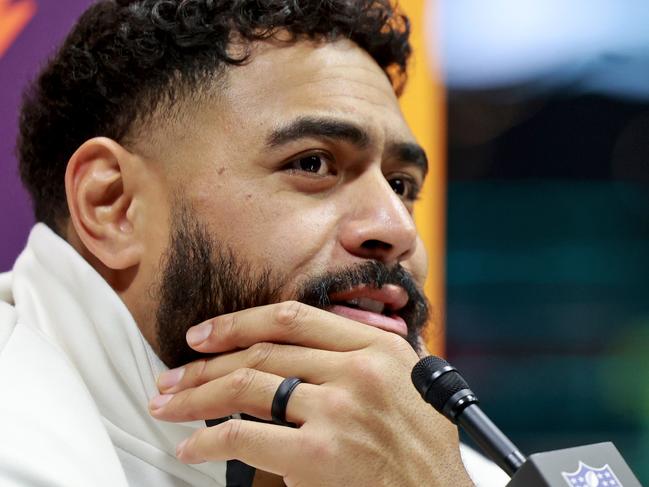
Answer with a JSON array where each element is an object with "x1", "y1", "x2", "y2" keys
[
  {"x1": 434, "y1": 0, "x2": 649, "y2": 482},
  {"x1": 1, "y1": 0, "x2": 648, "y2": 482}
]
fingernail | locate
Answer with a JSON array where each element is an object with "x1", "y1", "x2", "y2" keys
[
  {"x1": 176, "y1": 438, "x2": 188, "y2": 457},
  {"x1": 187, "y1": 322, "x2": 213, "y2": 346},
  {"x1": 149, "y1": 393, "x2": 173, "y2": 411},
  {"x1": 158, "y1": 367, "x2": 185, "y2": 390}
]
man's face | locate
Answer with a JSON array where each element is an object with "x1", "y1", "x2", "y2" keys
[{"x1": 136, "y1": 39, "x2": 430, "y2": 367}]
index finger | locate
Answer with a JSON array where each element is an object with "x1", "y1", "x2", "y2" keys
[{"x1": 186, "y1": 301, "x2": 382, "y2": 354}]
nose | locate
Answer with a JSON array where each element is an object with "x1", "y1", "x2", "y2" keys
[{"x1": 338, "y1": 172, "x2": 418, "y2": 264}]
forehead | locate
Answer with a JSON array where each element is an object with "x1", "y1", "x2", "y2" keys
[
  {"x1": 137, "y1": 38, "x2": 419, "y2": 175},
  {"x1": 217, "y1": 38, "x2": 415, "y2": 146}
]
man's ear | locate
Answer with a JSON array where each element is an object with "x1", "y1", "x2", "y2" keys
[{"x1": 65, "y1": 137, "x2": 143, "y2": 270}]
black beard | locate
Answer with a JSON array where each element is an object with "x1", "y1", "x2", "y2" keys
[
  {"x1": 155, "y1": 208, "x2": 430, "y2": 369},
  {"x1": 155, "y1": 209, "x2": 282, "y2": 369}
]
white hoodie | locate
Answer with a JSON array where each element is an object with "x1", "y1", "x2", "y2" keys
[{"x1": 0, "y1": 224, "x2": 509, "y2": 486}]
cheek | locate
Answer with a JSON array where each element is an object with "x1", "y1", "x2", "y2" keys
[
  {"x1": 190, "y1": 182, "x2": 340, "y2": 271},
  {"x1": 244, "y1": 198, "x2": 340, "y2": 270},
  {"x1": 265, "y1": 209, "x2": 334, "y2": 263}
]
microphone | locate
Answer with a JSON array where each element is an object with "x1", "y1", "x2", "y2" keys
[
  {"x1": 411, "y1": 356, "x2": 643, "y2": 486},
  {"x1": 411, "y1": 355, "x2": 526, "y2": 476}
]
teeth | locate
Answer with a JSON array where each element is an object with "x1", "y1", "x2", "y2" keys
[{"x1": 353, "y1": 298, "x2": 385, "y2": 314}]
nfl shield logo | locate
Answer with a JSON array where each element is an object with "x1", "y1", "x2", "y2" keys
[{"x1": 562, "y1": 461, "x2": 623, "y2": 487}]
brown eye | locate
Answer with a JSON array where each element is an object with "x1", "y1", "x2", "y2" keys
[
  {"x1": 388, "y1": 176, "x2": 420, "y2": 201},
  {"x1": 389, "y1": 177, "x2": 407, "y2": 196},
  {"x1": 299, "y1": 155, "x2": 324, "y2": 173},
  {"x1": 286, "y1": 153, "x2": 335, "y2": 176}
]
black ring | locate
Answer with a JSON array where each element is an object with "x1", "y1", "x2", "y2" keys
[{"x1": 271, "y1": 377, "x2": 302, "y2": 427}]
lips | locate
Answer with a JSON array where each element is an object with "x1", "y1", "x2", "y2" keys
[{"x1": 327, "y1": 284, "x2": 409, "y2": 336}]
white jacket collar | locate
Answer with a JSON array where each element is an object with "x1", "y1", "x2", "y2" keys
[{"x1": 10, "y1": 223, "x2": 226, "y2": 486}]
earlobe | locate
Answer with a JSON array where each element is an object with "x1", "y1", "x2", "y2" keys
[{"x1": 65, "y1": 137, "x2": 142, "y2": 270}]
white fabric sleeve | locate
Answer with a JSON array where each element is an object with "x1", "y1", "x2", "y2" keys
[{"x1": 0, "y1": 321, "x2": 129, "y2": 487}]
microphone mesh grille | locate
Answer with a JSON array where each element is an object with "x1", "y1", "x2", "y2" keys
[
  {"x1": 411, "y1": 356, "x2": 470, "y2": 412},
  {"x1": 428, "y1": 370, "x2": 469, "y2": 412}
]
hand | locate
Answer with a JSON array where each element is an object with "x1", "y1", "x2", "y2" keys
[{"x1": 149, "y1": 301, "x2": 474, "y2": 487}]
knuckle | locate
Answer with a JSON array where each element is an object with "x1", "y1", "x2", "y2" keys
[
  {"x1": 191, "y1": 428, "x2": 206, "y2": 448},
  {"x1": 220, "y1": 419, "x2": 244, "y2": 447},
  {"x1": 381, "y1": 331, "x2": 412, "y2": 355},
  {"x1": 228, "y1": 368, "x2": 256, "y2": 399},
  {"x1": 272, "y1": 300, "x2": 305, "y2": 331},
  {"x1": 246, "y1": 342, "x2": 274, "y2": 370},
  {"x1": 301, "y1": 434, "x2": 335, "y2": 463},
  {"x1": 219, "y1": 314, "x2": 238, "y2": 343},
  {"x1": 323, "y1": 389, "x2": 355, "y2": 417},
  {"x1": 173, "y1": 392, "x2": 200, "y2": 421},
  {"x1": 187, "y1": 359, "x2": 208, "y2": 385},
  {"x1": 347, "y1": 353, "x2": 383, "y2": 383}
]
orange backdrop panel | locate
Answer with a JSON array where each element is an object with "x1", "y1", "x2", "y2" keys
[
  {"x1": 397, "y1": 0, "x2": 446, "y2": 356},
  {"x1": 0, "y1": 0, "x2": 37, "y2": 58}
]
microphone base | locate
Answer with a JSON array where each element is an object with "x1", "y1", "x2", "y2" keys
[{"x1": 506, "y1": 442, "x2": 642, "y2": 487}]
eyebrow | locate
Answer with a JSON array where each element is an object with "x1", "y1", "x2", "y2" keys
[
  {"x1": 266, "y1": 116, "x2": 370, "y2": 149},
  {"x1": 266, "y1": 116, "x2": 428, "y2": 175},
  {"x1": 387, "y1": 142, "x2": 429, "y2": 177}
]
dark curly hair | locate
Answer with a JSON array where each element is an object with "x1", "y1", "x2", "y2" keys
[{"x1": 17, "y1": 0, "x2": 412, "y2": 232}]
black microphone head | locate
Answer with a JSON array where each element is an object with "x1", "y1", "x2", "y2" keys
[{"x1": 411, "y1": 355, "x2": 478, "y2": 422}]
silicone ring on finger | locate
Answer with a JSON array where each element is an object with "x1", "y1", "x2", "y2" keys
[{"x1": 271, "y1": 377, "x2": 302, "y2": 428}]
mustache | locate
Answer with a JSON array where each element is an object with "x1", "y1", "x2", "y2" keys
[{"x1": 295, "y1": 260, "x2": 430, "y2": 336}]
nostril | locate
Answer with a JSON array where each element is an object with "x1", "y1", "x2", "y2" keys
[{"x1": 361, "y1": 239, "x2": 392, "y2": 251}]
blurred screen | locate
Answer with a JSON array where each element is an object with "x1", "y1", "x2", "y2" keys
[{"x1": 436, "y1": 0, "x2": 649, "y2": 480}]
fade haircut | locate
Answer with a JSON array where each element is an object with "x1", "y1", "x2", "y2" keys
[{"x1": 17, "y1": 0, "x2": 412, "y2": 233}]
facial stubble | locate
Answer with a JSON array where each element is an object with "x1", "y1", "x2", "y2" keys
[{"x1": 155, "y1": 207, "x2": 430, "y2": 369}]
